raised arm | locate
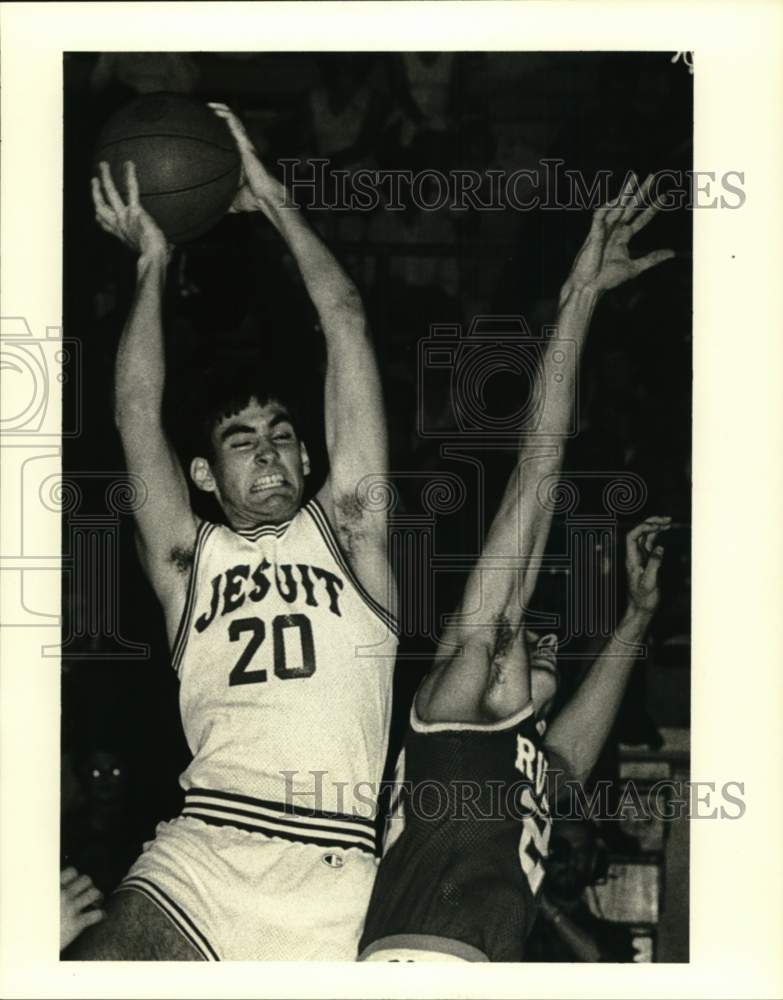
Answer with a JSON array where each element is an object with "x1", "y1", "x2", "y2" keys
[
  {"x1": 92, "y1": 163, "x2": 198, "y2": 624},
  {"x1": 469, "y1": 173, "x2": 676, "y2": 617},
  {"x1": 208, "y1": 104, "x2": 392, "y2": 612},
  {"x1": 544, "y1": 516, "x2": 671, "y2": 784},
  {"x1": 417, "y1": 175, "x2": 674, "y2": 721}
]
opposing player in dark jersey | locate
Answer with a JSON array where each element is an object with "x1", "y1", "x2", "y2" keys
[
  {"x1": 358, "y1": 176, "x2": 675, "y2": 962},
  {"x1": 73, "y1": 106, "x2": 397, "y2": 960}
]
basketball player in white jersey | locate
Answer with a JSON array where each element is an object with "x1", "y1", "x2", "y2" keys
[
  {"x1": 359, "y1": 176, "x2": 675, "y2": 961},
  {"x1": 72, "y1": 106, "x2": 398, "y2": 960}
]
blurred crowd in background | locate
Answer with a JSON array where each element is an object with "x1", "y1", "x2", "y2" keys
[{"x1": 61, "y1": 51, "x2": 692, "y2": 960}]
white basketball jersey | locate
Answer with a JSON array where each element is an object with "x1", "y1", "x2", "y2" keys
[{"x1": 170, "y1": 498, "x2": 398, "y2": 823}]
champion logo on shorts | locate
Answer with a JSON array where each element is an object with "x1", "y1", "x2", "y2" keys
[{"x1": 322, "y1": 852, "x2": 345, "y2": 869}]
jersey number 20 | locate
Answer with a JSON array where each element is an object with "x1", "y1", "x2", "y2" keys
[{"x1": 228, "y1": 614, "x2": 316, "y2": 685}]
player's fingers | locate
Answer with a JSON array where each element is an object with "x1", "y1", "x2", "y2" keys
[
  {"x1": 633, "y1": 248, "x2": 676, "y2": 275},
  {"x1": 626, "y1": 520, "x2": 657, "y2": 545},
  {"x1": 635, "y1": 516, "x2": 673, "y2": 535},
  {"x1": 587, "y1": 200, "x2": 610, "y2": 235},
  {"x1": 98, "y1": 161, "x2": 126, "y2": 216},
  {"x1": 625, "y1": 171, "x2": 656, "y2": 226},
  {"x1": 207, "y1": 102, "x2": 237, "y2": 124},
  {"x1": 60, "y1": 866, "x2": 79, "y2": 888},
  {"x1": 631, "y1": 523, "x2": 665, "y2": 554},
  {"x1": 641, "y1": 545, "x2": 664, "y2": 589},
  {"x1": 606, "y1": 173, "x2": 635, "y2": 226},
  {"x1": 77, "y1": 908, "x2": 105, "y2": 931},
  {"x1": 91, "y1": 177, "x2": 114, "y2": 220},
  {"x1": 625, "y1": 532, "x2": 644, "y2": 573},
  {"x1": 636, "y1": 172, "x2": 655, "y2": 202},
  {"x1": 124, "y1": 161, "x2": 140, "y2": 206},
  {"x1": 65, "y1": 874, "x2": 94, "y2": 898},
  {"x1": 74, "y1": 884, "x2": 103, "y2": 909},
  {"x1": 620, "y1": 172, "x2": 641, "y2": 222},
  {"x1": 628, "y1": 198, "x2": 663, "y2": 235},
  {"x1": 210, "y1": 105, "x2": 252, "y2": 147}
]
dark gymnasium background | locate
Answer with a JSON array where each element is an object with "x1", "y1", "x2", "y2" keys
[{"x1": 61, "y1": 52, "x2": 692, "y2": 962}]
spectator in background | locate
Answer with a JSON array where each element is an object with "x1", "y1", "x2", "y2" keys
[{"x1": 64, "y1": 748, "x2": 141, "y2": 896}]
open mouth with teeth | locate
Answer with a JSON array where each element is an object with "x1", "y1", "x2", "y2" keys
[{"x1": 250, "y1": 474, "x2": 288, "y2": 493}]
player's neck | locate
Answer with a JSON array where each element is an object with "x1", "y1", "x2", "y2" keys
[{"x1": 224, "y1": 506, "x2": 298, "y2": 533}]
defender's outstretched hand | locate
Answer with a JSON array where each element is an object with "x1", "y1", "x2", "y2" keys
[
  {"x1": 92, "y1": 161, "x2": 170, "y2": 260},
  {"x1": 625, "y1": 516, "x2": 673, "y2": 615},
  {"x1": 208, "y1": 102, "x2": 279, "y2": 214},
  {"x1": 569, "y1": 174, "x2": 675, "y2": 295},
  {"x1": 60, "y1": 866, "x2": 104, "y2": 951}
]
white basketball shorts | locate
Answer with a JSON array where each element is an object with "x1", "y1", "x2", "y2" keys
[{"x1": 119, "y1": 811, "x2": 379, "y2": 960}]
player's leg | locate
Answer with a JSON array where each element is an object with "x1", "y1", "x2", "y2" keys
[{"x1": 63, "y1": 887, "x2": 203, "y2": 960}]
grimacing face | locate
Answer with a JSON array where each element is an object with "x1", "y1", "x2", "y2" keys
[{"x1": 190, "y1": 398, "x2": 310, "y2": 529}]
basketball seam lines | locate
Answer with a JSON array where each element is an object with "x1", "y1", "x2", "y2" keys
[
  {"x1": 96, "y1": 152, "x2": 238, "y2": 197},
  {"x1": 141, "y1": 164, "x2": 240, "y2": 198},
  {"x1": 96, "y1": 132, "x2": 236, "y2": 156}
]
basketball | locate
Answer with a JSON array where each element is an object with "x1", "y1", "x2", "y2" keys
[{"x1": 94, "y1": 93, "x2": 241, "y2": 243}]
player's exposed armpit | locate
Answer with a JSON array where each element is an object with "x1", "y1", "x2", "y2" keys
[
  {"x1": 489, "y1": 613, "x2": 516, "y2": 666},
  {"x1": 170, "y1": 544, "x2": 195, "y2": 574},
  {"x1": 333, "y1": 492, "x2": 370, "y2": 558}
]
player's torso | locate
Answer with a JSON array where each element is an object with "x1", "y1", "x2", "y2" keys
[
  {"x1": 170, "y1": 499, "x2": 398, "y2": 815},
  {"x1": 362, "y1": 704, "x2": 551, "y2": 961}
]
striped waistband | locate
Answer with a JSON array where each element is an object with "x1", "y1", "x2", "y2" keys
[{"x1": 182, "y1": 787, "x2": 378, "y2": 856}]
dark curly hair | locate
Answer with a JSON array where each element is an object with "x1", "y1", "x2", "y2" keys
[{"x1": 176, "y1": 363, "x2": 306, "y2": 464}]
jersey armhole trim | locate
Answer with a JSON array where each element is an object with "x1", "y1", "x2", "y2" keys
[
  {"x1": 170, "y1": 521, "x2": 217, "y2": 676},
  {"x1": 305, "y1": 497, "x2": 399, "y2": 636},
  {"x1": 409, "y1": 698, "x2": 535, "y2": 734}
]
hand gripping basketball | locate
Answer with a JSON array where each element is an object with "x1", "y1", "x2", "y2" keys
[
  {"x1": 92, "y1": 161, "x2": 171, "y2": 260},
  {"x1": 207, "y1": 102, "x2": 279, "y2": 214}
]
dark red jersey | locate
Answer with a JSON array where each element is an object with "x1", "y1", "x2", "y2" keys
[{"x1": 359, "y1": 702, "x2": 551, "y2": 962}]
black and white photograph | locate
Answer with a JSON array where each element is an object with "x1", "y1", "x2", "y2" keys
[
  {"x1": 1, "y1": 2, "x2": 781, "y2": 997},
  {"x1": 60, "y1": 45, "x2": 693, "y2": 964}
]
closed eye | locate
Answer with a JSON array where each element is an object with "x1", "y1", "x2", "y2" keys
[{"x1": 230, "y1": 439, "x2": 254, "y2": 450}]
